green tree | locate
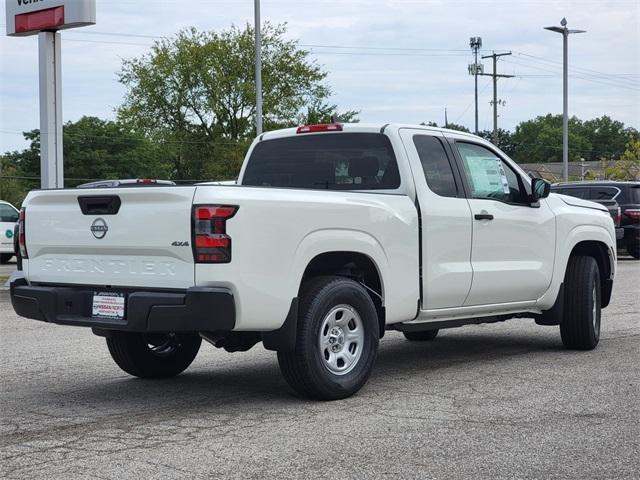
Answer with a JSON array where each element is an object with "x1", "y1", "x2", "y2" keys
[
  {"x1": 118, "y1": 24, "x2": 356, "y2": 180},
  {"x1": 510, "y1": 114, "x2": 592, "y2": 164},
  {"x1": 1, "y1": 117, "x2": 171, "y2": 199},
  {"x1": 478, "y1": 128, "x2": 515, "y2": 156},
  {"x1": 605, "y1": 138, "x2": 640, "y2": 180},
  {"x1": 580, "y1": 115, "x2": 639, "y2": 162}
]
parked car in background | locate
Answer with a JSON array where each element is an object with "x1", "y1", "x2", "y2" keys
[
  {"x1": 551, "y1": 181, "x2": 640, "y2": 258},
  {"x1": 0, "y1": 200, "x2": 19, "y2": 264}
]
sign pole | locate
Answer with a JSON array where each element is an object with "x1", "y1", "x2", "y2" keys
[
  {"x1": 6, "y1": 0, "x2": 96, "y2": 190},
  {"x1": 38, "y1": 31, "x2": 63, "y2": 189}
]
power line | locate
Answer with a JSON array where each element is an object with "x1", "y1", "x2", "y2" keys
[
  {"x1": 502, "y1": 58, "x2": 640, "y2": 91},
  {"x1": 509, "y1": 53, "x2": 639, "y2": 88}
]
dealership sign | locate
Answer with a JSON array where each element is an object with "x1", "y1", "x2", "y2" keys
[
  {"x1": 5, "y1": 0, "x2": 96, "y2": 189},
  {"x1": 5, "y1": 0, "x2": 96, "y2": 37}
]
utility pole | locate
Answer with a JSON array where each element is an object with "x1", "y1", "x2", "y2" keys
[
  {"x1": 254, "y1": 0, "x2": 263, "y2": 135},
  {"x1": 480, "y1": 52, "x2": 514, "y2": 145},
  {"x1": 545, "y1": 18, "x2": 586, "y2": 182},
  {"x1": 444, "y1": 107, "x2": 448, "y2": 129},
  {"x1": 468, "y1": 37, "x2": 483, "y2": 135}
]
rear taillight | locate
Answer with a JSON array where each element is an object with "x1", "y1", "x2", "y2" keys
[
  {"x1": 296, "y1": 123, "x2": 343, "y2": 134},
  {"x1": 613, "y1": 207, "x2": 622, "y2": 227},
  {"x1": 18, "y1": 207, "x2": 28, "y2": 259},
  {"x1": 623, "y1": 209, "x2": 640, "y2": 221},
  {"x1": 192, "y1": 205, "x2": 238, "y2": 263}
]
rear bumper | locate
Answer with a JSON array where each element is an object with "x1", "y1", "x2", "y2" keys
[{"x1": 10, "y1": 278, "x2": 235, "y2": 332}]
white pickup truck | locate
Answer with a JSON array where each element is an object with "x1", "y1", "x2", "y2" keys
[{"x1": 11, "y1": 123, "x2": 616, "y2": 400}]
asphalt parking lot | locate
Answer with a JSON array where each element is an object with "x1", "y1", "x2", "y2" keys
[{"x1": 1, "y1": 260, "x2": 638, "y2": 479}]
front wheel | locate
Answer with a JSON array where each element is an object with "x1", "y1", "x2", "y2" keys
[
  {"x1": 560, "y1": 256, "x2": 601, "y2": 350},
  {"x1": 277, "y1": 276, "x2": 379, "y2": 400},
  {"x1": 106, "y1": 332, "x2": 201, "y2": 378}
]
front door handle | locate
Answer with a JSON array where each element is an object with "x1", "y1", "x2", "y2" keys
[{"x1": 474, "y1": 213, "x2": 494, "y2": 221}]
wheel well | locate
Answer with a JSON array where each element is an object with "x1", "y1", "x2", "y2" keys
[
  {"x1": 301, "y1": 252, "x2": 385, "y2": 337},
  {"x1": 569, "y1": 241, "x2": 613, "y2": 308}
]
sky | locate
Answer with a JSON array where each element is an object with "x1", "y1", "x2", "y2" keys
[{"x1": 1, "y1": 0, "x2": 639, "y2": 153}]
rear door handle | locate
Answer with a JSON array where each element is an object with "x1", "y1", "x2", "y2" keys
[{"x1": 474, "y1": 213, "x2": 494, "y2": 221}]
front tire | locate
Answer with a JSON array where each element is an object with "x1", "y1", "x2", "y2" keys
[
  {"x1": 106, "y1": 332, "x2": 201, "y2": 378},
  {"x1": 403, "y1": 329, "x2": 439, "y2": 341},
  {"x1": 560, "y1": 256, "x2": 601, "y2": 350},
  {"x1": 0, "y1": 254, "x2": 12, "y2": 264},
  {"x1": 277, "y1": 276, "x2": 379, "y2": 400}
]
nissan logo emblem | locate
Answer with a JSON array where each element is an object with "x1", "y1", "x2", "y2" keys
[{"x1": 91, "y1": 218, "x2": 108, "y2": 239}]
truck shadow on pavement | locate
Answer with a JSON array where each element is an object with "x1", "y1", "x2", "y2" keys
[{"x1": 38, "y1": 329, "x2": 566, "y2": 412}]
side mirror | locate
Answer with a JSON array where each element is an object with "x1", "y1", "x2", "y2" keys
[{"x1": 531, "y1": 178, "x2": 551, "y2": 202}]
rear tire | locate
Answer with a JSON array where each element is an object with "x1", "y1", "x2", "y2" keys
[
  {"x1": 626, "y1": 242, "x2": 640, "y2": 259},
  {"x1": 560, "y1": 256, "x2": 601, "y2": 350},
  {"x1": 0, "y1": 254, "x2": 12, "y2": 264},
  {"x1": 403, "y1": 329, "x2": 439, "y2": 341},
  {"x1": 277, "y1": 276, "x2": 379, "y2": 400},
  {"x1": 106, "y1": 332, "x2": 201, "y2": 378}
]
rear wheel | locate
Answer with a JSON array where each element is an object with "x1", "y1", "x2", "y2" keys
[
  {"x1": 277, "y1": 276, "x2": 379, "y2": 400},
  {"x1": 403, "y1": 329, "x2": 439, "y2": 341},
  {"x1": 106, "y1": 332, "x2": 201, "y2": 378},
  {"x1": 560, "y1": 256, "x2": 601, "y2": 350},
  {"x1": 0, "y1": 254, "x2": 12, "y2": 264}
]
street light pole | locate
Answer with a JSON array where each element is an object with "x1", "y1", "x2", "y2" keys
[
  {"x1": 544, "y1": 18, "x2": 586, "y2": 182},
  {"x1": 254, "y1": 0, "x2": 263, "y2": 135}
]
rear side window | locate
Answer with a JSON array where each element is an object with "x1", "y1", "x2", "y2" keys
[
  {"x1": 0, "y1": 204, "x2": 18, "y2": 223},
  {"x1": 590, "y1": 186, "x2": 619, "y2": 200},
  {"x1": 413, "y1": 135, "x2": 458, "y2": 197},
  {"x1": 625, "y1": 185, "x2": 640, "y2": 204},
  {"x1": 242, "y1": 133, "x2": 400, "y2": 190},
  {"x1": 557, "y1": 187, "x2": 589, "y2": 200}
]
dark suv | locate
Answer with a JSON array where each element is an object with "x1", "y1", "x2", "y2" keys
[{"x1": 551, "y1": 181, "x2": 640, "y2": 258}]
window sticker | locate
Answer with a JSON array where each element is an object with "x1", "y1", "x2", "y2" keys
[
  {"x1": 465, "y1": 156, "x2": 504, "y2": 195},
  {"x1": 497, "y1": 163, "x2": 511, "y2": 194}
]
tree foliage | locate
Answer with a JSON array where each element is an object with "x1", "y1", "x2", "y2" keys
[
  {"x1": 0, "y1": 117, "x2": 171, "y2": 205},
  {"x1": 605, "y1": 138, "x2": 640, "y2": 180},
  {"x1": 118, "y1": 23, "x2": 357, "y2": 179},
  {"x1": 510, "y1": 114, "x2": 638, "y2": 164}
]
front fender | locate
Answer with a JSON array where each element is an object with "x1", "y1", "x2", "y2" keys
[{"x1": 537, "y1": 224, "x2": 616, "y2": 310}]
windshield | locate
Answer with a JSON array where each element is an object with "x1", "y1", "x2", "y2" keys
[
  {"x1": 242, "y1": 133, "x2": 400, "y2": 190},
  {"x1": 0, "y1": 204, "x2": 18, "y2": 223}
]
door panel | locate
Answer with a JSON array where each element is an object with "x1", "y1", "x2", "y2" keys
[
  {"x1": 453, "y1": 140, "x2": 556, "y2": 305},
  {"x1": 400, "y1": 129, "x2": 473, "y2": 309},
  {"x1": 464, "y1": 198, "x2": 556, "y2": 305}
]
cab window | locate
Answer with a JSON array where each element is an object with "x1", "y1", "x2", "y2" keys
[
  {"x1": 413, "y1": 135, "x2": 458, "y2": 197},
  {"x1": 456, "y1": 142, "x2": 526, "y2": 204}
]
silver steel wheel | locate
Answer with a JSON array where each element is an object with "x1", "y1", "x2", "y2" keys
[
  {"x1": 145, "y1": 333, "x2": 179, "y2": 357},
  {"x1": 318, "y1": 304, "x2": 364, "y2": 376}
]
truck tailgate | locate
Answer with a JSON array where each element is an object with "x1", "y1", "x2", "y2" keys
[{"x1": 24, "y1": 187, "x2": 196, "y2": 289}]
